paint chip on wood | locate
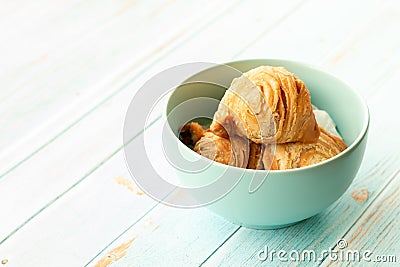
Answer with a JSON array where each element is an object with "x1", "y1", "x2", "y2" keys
[
  {"x1": 114, "y1": 177, "x2": 143, "y2": 195},
  {"x1": 94, "y1": 238, "x2": 135, "y2": 267},
  {"x1": 351, "y1": 188, "x2": 369, "y2": 202}
]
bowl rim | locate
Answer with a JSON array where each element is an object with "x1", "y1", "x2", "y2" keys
[{"x1": 166, "y1": 58, "x2": 370, "y2": 174}]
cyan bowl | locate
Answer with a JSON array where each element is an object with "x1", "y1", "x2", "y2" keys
[{"x1": 166, "y1": 59, "x2": 369, "y2": 229}]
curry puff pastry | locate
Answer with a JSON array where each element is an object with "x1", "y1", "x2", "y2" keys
[
  {"x1": 191, "y1": 118, "x2": 250, "y2": 169},
  {"x1": 179, "y1": 65, "x2": 347, "y2": 170},
  {"x1": 179, "y1": 122, "x2": 205, "y2": 148},
  {"x1": 190, "y1": 126, "x2": 346, "y2": 170},
  {"x1": 211, "y1": 66, "x2": 320, "y2": 144},
  {"x1": 261, "y1": 127, "x2": 346, "y2": 170}
]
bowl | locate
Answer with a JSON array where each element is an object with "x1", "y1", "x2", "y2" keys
[{"x1": 165, "y1": 59, "x2": 369, "y2": 229}]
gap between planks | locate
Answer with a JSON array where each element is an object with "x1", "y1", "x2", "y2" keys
[{"x1": 0, "y1": 116, "x2": 160, "y2": 246}]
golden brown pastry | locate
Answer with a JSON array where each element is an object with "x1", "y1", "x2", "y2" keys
[
  {"x1": 247, "y1": 142, "x2": 264, "y2": 170},
  {"x1": 262, "y1": 127, "x2": 347, "y2": 170},
  {"x1": 211, "y1": 66, "x2": 320, "y2": 144},
  {"x1": 180, "y1": 65, "x2": 346, "y2": 171},
  {"x1": 179, "y1": 122, "x2": 205, "y2": 148},
  {"x1": 192, "y1": 126, "x2": 346, "y2": 170},
  {"x1": 194, "y1": 131, "x2": 231, "y2": 165},
  {"x1": 193, "y1": 130, "x2": 250, "y2": 168},
  {"x1": 192, "y1": 117, "x2": 248, "y2": 167}
]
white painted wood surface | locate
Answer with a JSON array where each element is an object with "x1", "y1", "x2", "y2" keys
[{"x1": 0, "y1": 0, "x2": 399, "y2": 266}]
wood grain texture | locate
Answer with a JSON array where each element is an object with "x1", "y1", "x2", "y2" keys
[
  {"x1": 0, "y1": 0, "x2": 307, "y2": 264},
  {"x1": 0, "y1": 0, "x2": 242, "y2": 259},
  {"x1": 90, "y1": 200, "x2": 238, "y2": 266},
  {"x1": 202, "y1": 68, "x2": 400, "y2": 266},
  {"x1": 235, "y1": 0, "x2": 386, "y2": 62},
  {"x1": 93, "y1": 1, "x2": 400, "y2": 265},
  {"x1": 0, "y1": 0, "x2": 305, "y2": 248},
  {"x1": 0, "y1": 0, "x2": 228, "y2": 176},
  {"x1": 202, "y1": 163, "x2": 399, "y2": 267},
  {"x1": 0, "y1": 0, "x2": 239, "y2": 243},
  {"x1": 321, "y1": 172, "x2": 400, "y2": 267},
  {"x1": 238, "y1": 0, "x2": 400, "y2": 100},
  {"x1": 0, "y1": 152, "x2": 158, "y2": 266}
]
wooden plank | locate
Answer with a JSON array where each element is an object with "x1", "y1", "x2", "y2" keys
[
  {"x1": 0, "y1": 2, "x2": 386, "y2": 178},
  {"x1": 93, "y1": 20, "x2": 400, "y2": 266},
  {"x1": 321, "y1": 1, "x2": 400, "y2": 98},
  {"x1": 0, "y1": 110, "x2": 238, "y2": 267},
  {"x1": 321, "y1": 172, "x2": 400, "y2": 266},
  {"x1": 0, "y1": 0, "x2": 228, "y2": 175},
  {"x1": 0, "y1": 0, "x2": 182, "y2": 88},
  {"x1": 0, "y1": 116, "x2": 233, "y2": 266},
  {"x1": 3, "y1": 0, "x2": 400, "y2": 266},
  {"x1": 0, "y1": 0, "x2": 305, "y2": 243},
  {"x1": 88, "y1": 67, "x2": 400, "y2": 266},
  {"x1": 90, "y1": 202, "x2": 238, "y2": 267},
  {"x1": 234, "y1": 0, "x2": 386, "y2": 63},
  {"x1": 86, "y1": 117, "x2": 240, "y2": 266},
  {"x1": 0, "y1": 84, "x2": 138, "y2": 242},
  {"x1": 201, "y1": 70, "x2": 400, "y2": 266},
  {"x1": 0, "y1": 0, "x2": 240, "y2": 241},
  {"x1": 0, "y1": 152, "x2": 158, "y2": 266},
  {"x1": 85, "y1": 1, "x2": 400, "y2": 265},
  {"x1": 0, "y1": 0, "x2": 310, "y2": 263},
  {"x1": 237, "y1": 0, "x2": 399, "y2": 99},
  {"x1": 91, "y1": 103, "x2": 399, "y2": 267},
  {"x1": 0, "y1": 0, "x2": 82, "y2": 26},
  {"x1": 7, "y1": 0, "x2": 377, "y2": 179}
]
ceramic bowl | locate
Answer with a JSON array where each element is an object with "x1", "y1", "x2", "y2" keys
[{"x1": 165, "y1": 59, "x2": 369, "y2": 229}]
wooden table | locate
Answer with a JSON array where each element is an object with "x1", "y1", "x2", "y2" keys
[{"x1": 0, "y1": 0, "x2": 399, "y2": 266}]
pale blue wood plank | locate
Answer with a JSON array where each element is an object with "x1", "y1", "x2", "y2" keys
[
  {"x1": 234, "y1": 0, "x2": 385, "y2": 62},
  {"x1": 239, "y1": 0, "x2": 400, "y2": 99},
  {"x1": 0, "y1": 1, "x2": 309, "y2": 264},
  {"x1": 3, "y1": 0, "x2": 400, "y2": 266},
  {"x1": 0, "y1": 0, "x2": 306, "y2": 248},
  {"x1": 202, "y1": 69, "x2": 400, "y2": 266},
  {"x1": 0, "y1": 0, "x2": 229, "y2": 176},
  {"x1": 86, "y1": 1, "x2": 397, "y2": 263},
  {"x1": 202, "y1": 164, "x2": 399, "y2": 266},
  {"x1": 92, "y1": 206, "x2": 239, "y2": 267},
  {"x1": 0, "y1": 151, "x2": 159, "y2": 266},
  {"x1": 0, "y1": 0, "x2": 237, "y2": 242},
  {"x1": 321, "y1": 173, "x2": 400, "y2": 266},
  {"x1": 88, "y1": 1, "x2": 400, "y2": 265}
]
